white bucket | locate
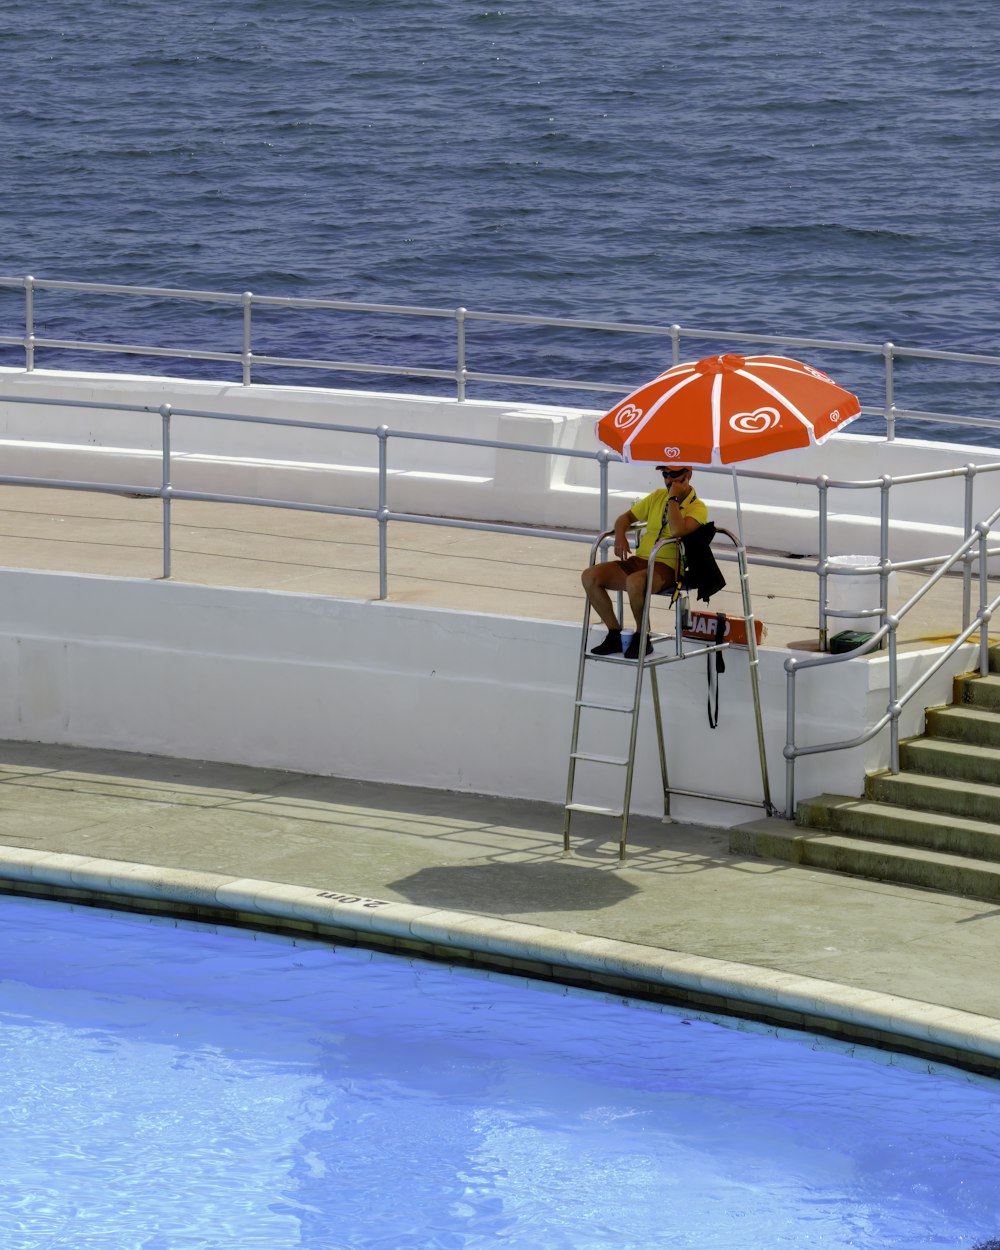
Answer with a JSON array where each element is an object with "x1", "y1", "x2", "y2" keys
[{"x1": 826, "y1": 555, "x2": 897, "y2": 635}]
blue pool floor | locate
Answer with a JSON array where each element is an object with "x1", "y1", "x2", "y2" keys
[{"x1": 3, "y1": 894, "x2": 1000, "y2": 1250}]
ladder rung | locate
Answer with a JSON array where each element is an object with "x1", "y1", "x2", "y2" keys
[
  {"x1": 570, "y1": 752, "x2": 629, "y2": 766},
  {"x1": 565, "y1": 802, "x2": 624, "y2": 818},
  {"x1": 576, "y1": 699, "x2": 636, "y2": 713}
]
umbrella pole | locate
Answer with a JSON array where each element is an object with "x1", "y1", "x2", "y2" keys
[
  {"x1": 726, "y1": 466, "x2": 774, "y2": 809},
  {"x1": 730, "y1": 465, "x2": 745, "y2": 547},
  {"x1": 730, "y1": 532, "x2": 774, "y2": 817}
]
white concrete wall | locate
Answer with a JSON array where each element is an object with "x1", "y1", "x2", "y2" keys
[
  {"x1": 2, "y1": 367, "x2": 1000, "y2": 563},
  {"x1": 0, "y1": 367, "x2": 608, "y2": 534},
  {"x1": 0, "y1": 567, "x2": 976, "y2": 827}
]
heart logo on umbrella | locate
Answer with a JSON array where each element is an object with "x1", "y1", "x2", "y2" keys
[
  {"x1": 614, "y1": 403, "x2": 644, "y2": 429},
  {"x1": 729, "y1": 406, "x2": 781, "y2": 434}
]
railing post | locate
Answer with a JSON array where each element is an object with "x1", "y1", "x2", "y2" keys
[
  {"x1": 887, "y1": 617, "x2": 900, "y2": 772},
  {"x1": 24, "y1": 275, "x2": 34, "y2": 372},
  {"x1": 670, "y1": 323, "x2": 681, "y2": 367},
  {"x1": 879, "y1": 474, "x2": 892, "y2": 637},
  {"x1": 882, "y1": 341, "x2": 895, "y2": 441},
  {"x1": 784, "y1": 657, "x2": 798, "y2": 816},
  {"x1": 817, "y1": 475, "x2": 830, "y2": 649},
  {"x1": 963, "y1": 464, "x2": 976, "y2": 631},
  {"x1": 597, "y1": 448, "x2": 611, "y2": 534},
  {"x1": 979, "y1": 522, "x2": 991, "y2": 677},
  {"x1": 241, "y1": 291, "x2": 253, "y2": 386},
  {"x1": 159, "y1": 403, "x2": 172, "y2": 579},
  {"x1": 377, "y1": 425, "x2": 389, "y2": 600},
  {"x1": 456, "y1": 307, "x2": 467, "y2": 402}
]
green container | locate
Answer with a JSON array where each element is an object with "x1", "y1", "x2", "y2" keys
[{"x1": 829, "y1": 629, "x2": 875, "y2": 654}]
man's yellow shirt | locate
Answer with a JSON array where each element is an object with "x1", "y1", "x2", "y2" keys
[{"x1": 631, "y1": 489, "x2": 709, "y2": 571}]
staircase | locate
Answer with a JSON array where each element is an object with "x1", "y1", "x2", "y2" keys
[{"x1": 731, "y1": 646, "x2": 1000, "y2": 901}]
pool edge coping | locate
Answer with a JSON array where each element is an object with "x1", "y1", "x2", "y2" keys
[{"x1": 3, "y1": 843, "x2": 998, "y2": 1072}]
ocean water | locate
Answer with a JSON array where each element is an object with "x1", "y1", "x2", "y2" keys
[{"x1": 2, "y1": 0, "x2": 1000, "y2": 436}]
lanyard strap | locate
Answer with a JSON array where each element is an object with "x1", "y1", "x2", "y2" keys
[{"x1": 706, "y1": 612, "x2": 727, "y2": 729}]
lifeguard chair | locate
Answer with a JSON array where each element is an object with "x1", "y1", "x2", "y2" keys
[{"x1": 562, "y1": 523, "x2": 774, "y2": 861}]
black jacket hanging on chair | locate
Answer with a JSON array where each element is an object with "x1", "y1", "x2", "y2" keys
[
  {"x1": 679, "y1": 523, "x2": 728, "y2": 728},
  {"x1": 680, "y1": 522, "x2": 726, "y2": 602}
]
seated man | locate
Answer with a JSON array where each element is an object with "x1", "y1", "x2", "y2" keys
[{"x1": 581, "y1": 464, "x2": 708, "y2": 659}]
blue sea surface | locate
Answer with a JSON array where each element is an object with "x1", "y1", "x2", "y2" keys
[{"x1": 1, "y1": 0, "x2": 999, "y2": 435}]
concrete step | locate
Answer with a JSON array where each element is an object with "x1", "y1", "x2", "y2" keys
[
  {"x1": 731, "y1": 817, "x2": 1000, "y2": 902},
  {"x1": 954, "y1": 671, "x2": 1000, "y2": 711},
  {"x1": 899, "y1": 736, "x2": 1000, "y2": 785},
  {"x1": 797, "y1": 793, "x2": 1000, "y2": 861},
  {"x1": 926, "y1": 705, "x2": 1000, "y2": 748},
  {"x1": 733, "y1": 659, "x2": 1000, "y2": 902},
  {"x1": 866, "y1": 770, "x2": 1000, "y2": 824}
]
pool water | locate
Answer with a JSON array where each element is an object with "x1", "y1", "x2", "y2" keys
[{"x1": 1, "y1": 895, "x2": 998, "y2": 1250}]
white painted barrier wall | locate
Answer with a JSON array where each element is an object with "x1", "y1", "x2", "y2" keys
[
  {"x1": 0, "y1": 568, "x2": 974, "y2": 826},
  {"x1": 2, "y1": 368, "x2": 1000, "y2": 563},
  {"x1": 0, "y1": 367, "x2": 607, "y2": 534}
]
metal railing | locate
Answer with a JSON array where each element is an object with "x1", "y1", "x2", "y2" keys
[
  {"x1": 5, "y1": 274, "x2": 1000, "y2": 439},
  {"x1": 783, "y1": 505, "x2": 1000, "y2": 813},
  {"x1": 1, "y1": 388, "x2": 998, "y2": 639},
  {"x1": 0, "y1": 393, "x2": 619, "y2": 594},
  {"x1": 689, "y1": 457, "x2": 1000, "y2": 647}
]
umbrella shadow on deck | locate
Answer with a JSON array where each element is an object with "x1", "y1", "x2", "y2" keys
[{"x1": 388, "y1": 859, "x2": 638, "y2": 915}]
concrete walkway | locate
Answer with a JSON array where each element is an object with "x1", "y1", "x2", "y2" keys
[{"x1": 2, "y1": 738, "x2": 1000, "y2": 1072}]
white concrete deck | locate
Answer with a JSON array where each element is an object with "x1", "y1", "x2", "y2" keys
[{"x1": 0, "y1": 484, "x2": 986, "y2": 651}]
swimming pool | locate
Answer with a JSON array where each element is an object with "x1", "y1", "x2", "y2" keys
[{"x1": 1, "y1": 894, "x2": 998, "y2": 1250}]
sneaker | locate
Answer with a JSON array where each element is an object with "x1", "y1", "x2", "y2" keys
[
  {"x1": 590, "y1": 630, "x2": 623, "y2": 656},
  {"x1": 623, "y1": 634, "x2": 653, "y2": 660}
]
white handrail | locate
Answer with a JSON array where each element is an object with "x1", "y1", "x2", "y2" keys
[
  {"x1": 0, "y1": 384, "x2": 997, "y2": 637},
  {"x1": 783, "y1": 503, "x2": 1000, "y2": 813},
  {"x1": 5, "y1": 273, "x2": 1000, "y2": 436}
]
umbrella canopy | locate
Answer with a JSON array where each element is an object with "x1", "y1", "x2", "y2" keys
[{"x1": 596, "y1": 352, "x2": 862, "y2": 466}]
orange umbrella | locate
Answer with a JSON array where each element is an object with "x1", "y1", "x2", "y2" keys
[{"x1": 597, "y1": 352, "x2": 861, "y2": 466}]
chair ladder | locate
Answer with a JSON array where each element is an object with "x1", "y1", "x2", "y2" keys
[{"x1": 562, "y1": 560, "x2": 674, "y2": 863}]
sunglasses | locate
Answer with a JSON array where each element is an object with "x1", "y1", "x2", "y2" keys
[{"x1": 659, "y1": 468, "x2": 688, "y2": 480}]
